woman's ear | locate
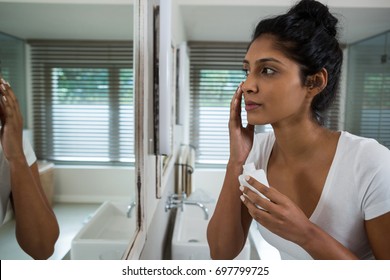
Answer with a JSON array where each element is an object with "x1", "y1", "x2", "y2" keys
[{"x1": 305, "y1": 68, "x2": 328, "y2": 97}]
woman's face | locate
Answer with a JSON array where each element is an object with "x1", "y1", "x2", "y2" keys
[{"x1": 242, "y1": 34, "x2": 311, "y2": 127}]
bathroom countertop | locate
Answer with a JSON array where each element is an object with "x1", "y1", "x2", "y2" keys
[{"x1": 0, "y1": 202, "x2": 101, "y2": 260}]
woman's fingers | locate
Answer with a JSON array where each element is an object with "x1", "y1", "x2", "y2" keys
[
  {"x1": 229, "y1": 82, "x2": 244, "y2": 125},
  {"x1": 228, "y1": 82, "x2": 255, "y2": 164},
  {"x1": 1, "y1": 78, "x2": 19, "y2": 110},
  {"x1": 0, "y1": 78, "x2": 23, "y2": 127},
  {"x1": 239, "y1": 176, "x2": 292, "y2": 217},
  {"x1": 240, "y1": 183, "x2": 273, "y2": 212},
  {"x1": 230, "y1": 82, "x2": 244, "y2": 107},
  {"x1": 239, "y1": 191, "x2": 270, "y2": 221},
  {"x1": 1, "y1": 79, "x2": 18, "y2": 108},
  {"x1": 244, "y1": 176, "x2": 287, "y2": 205},
  {"x1": 0, "y1": 78, "x2": 25, "y2": 160},
  {"x1": 0, "y1": 82, "x2": 11, "y2": 118}
]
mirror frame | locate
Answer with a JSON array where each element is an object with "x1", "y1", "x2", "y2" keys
[
  {"x1": 123, "y1": 0, "x2": 146, "y2": 259},
  {"x1": 153, "y1": 0, "x2": 175, "y2": 199}
]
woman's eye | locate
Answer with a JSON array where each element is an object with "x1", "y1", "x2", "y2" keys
[
  {"x1": 242, "y1": 67, "x2": 275, "y2": 78},
  {"x1": 261, "y1": 67, "x2": 276, "y2": 75}
]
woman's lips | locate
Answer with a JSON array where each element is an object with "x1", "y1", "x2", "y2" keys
[{"x1": 245, "y1": 103, "x2": 261, "y2": 111}]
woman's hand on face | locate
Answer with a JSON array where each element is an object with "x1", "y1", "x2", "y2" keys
[
  {"x1": 0, "y1": 78, "x2": 24, "y2": 161},
  {"x1": 229, "y1": 82, "x2": 255, "y2": 164},
  {"x1": 239, "y1": 176, "x2": 313, "y2": 247}
]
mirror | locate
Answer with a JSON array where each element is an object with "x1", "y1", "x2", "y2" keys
[{"x1": 0, "y1": 0, "x2": 137, "y2": 260}]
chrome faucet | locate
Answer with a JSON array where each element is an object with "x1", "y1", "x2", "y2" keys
[
  {"x1": 165, "y1": 193, "x2": 187, "y2": 212},
  {"x1": 127, "y1": 201, "x2": 136, "y2": 218},
  {"x1": 165, "y1": 193, "x2": 209, "y2": 220},
  {"x1": 183, "y1": 200, "x2": 209, "y2": 220}
]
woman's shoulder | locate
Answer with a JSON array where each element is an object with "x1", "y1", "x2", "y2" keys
[
  {"x1": 339, "y1": 131, "x2": 390, "y2": 170},
  {"x1": 340, "y1": 131, "x2": 390, "y2": 155},
  {"x1": 339, "y1": 132, "x2": 390, "y2": 220}
]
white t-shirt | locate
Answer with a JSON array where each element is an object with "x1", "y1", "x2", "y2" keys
[
  {"x1": 0, "y1": 138, "x2": 37, "y2": 223},
  {"x1": 245, "y1": 131, "x2": 390, "y2": 259}
]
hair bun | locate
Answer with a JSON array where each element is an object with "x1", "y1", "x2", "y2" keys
[{"x1": 288, "y1": 0, "x2": 338, "y2": 37}]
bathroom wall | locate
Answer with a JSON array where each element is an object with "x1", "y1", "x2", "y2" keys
[
  {"x1": 54, "y1": 166, "x2": 134, "y2": 203},
  {"x1": 193, "y1": 169, "x2": 225, "y2": 200}
]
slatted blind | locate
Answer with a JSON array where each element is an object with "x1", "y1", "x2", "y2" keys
[
  {"x1": 29, "y1": 40, "x2": 134, "y2": 164},
  {"x1": 189, "y1": 42, "x2": 248, "y2": 165},
  {"x1": 189, "y1": 42, "x2": 340, "y2": 165},
  {"x1": 345, "y1": 32, "x2": 390, "y2": 149}
]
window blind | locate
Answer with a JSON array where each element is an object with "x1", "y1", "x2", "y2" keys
[
  {"x1": 29, "y1": 40, "x2": 134, "y2": 165},
  {"x1": 189, "y1": 42, "x2": 341, "y2": 166},
  {"x1": 189, "y1": 42, "x2": 249, "y2": 165},
  {"x1": 345, "y1": 32, "x2": 390, "y2": 149}
]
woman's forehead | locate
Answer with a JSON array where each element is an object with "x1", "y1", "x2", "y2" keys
[{"x1": 244, "y1": 35, "x2": 291, "y2": 65}]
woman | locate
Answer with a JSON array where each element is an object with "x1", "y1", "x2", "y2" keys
[
  {"x1": 207, "y1": 0, "x2": 390, "y2": 260},
  {"x1": 0, "y1": 78, "x2": 59, "y2": 259}
]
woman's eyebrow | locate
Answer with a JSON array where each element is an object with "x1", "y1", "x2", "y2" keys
[{"x1": 243, "y1": 57, "x2": 285, "y2": 66}]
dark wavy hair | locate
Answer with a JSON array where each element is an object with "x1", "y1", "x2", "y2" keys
[{"x1": 250, "y1": 0, "x2": 343, "y2": 125}]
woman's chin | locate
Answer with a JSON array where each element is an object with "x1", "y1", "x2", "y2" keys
[{"x1": 246, "y1": 118, "x2": 269, "y2": 126}]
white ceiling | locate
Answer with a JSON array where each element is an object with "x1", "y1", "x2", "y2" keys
[
  {"x1": 0, "y1": 1, "x2": 134, "y2": 40},
  {"x1": 0, "y1": 0, "x2": 389, "y2": 44},
  {"x1": 178, "y1": 1, "x2": 390, "y2": 44}
]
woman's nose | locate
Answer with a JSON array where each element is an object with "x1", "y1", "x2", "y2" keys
[{"x1": 242, "y1": 75, "x2": 258, "y2": 94}]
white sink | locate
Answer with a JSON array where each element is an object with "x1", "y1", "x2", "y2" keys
[
  {"x1": 71, "y1": 201, "x2": 136, "y2": 260},
  {"x1": 171, "y1": 203, "x2": 250, "y2": 260}
]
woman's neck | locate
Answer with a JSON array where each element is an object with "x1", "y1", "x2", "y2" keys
[{"x1": 271, "y1": 120, "x2": 336, "y2": 163}]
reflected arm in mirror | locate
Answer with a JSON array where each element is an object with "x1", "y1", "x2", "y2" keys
[
  {"x1": 1, "y1": 80, "x2": 59, "y2": 259},
  {"x1": 11, "y1": 162, "x2": 60, "y2": 259}
]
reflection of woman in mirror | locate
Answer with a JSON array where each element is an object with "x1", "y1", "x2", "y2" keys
[
  {"x1": 207, "y1": 0, "x2": 390, "y2": 259},
  {"x1": 0, "y1": 78, "x2": 59, "y2": 259}
]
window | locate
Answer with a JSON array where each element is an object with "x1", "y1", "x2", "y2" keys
[
  {"x1": 30, "y1": 41, "x2": 134, "y2": 165},
  {"x1": 345, "y1": 32, "x2": 390, "y2": 149},
  {"x1": 189, "y1": 42, "x2": 249, "y2": 165},
  {"x1": 189, "y1": 42, "x2": 341, "y2": 166}
]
